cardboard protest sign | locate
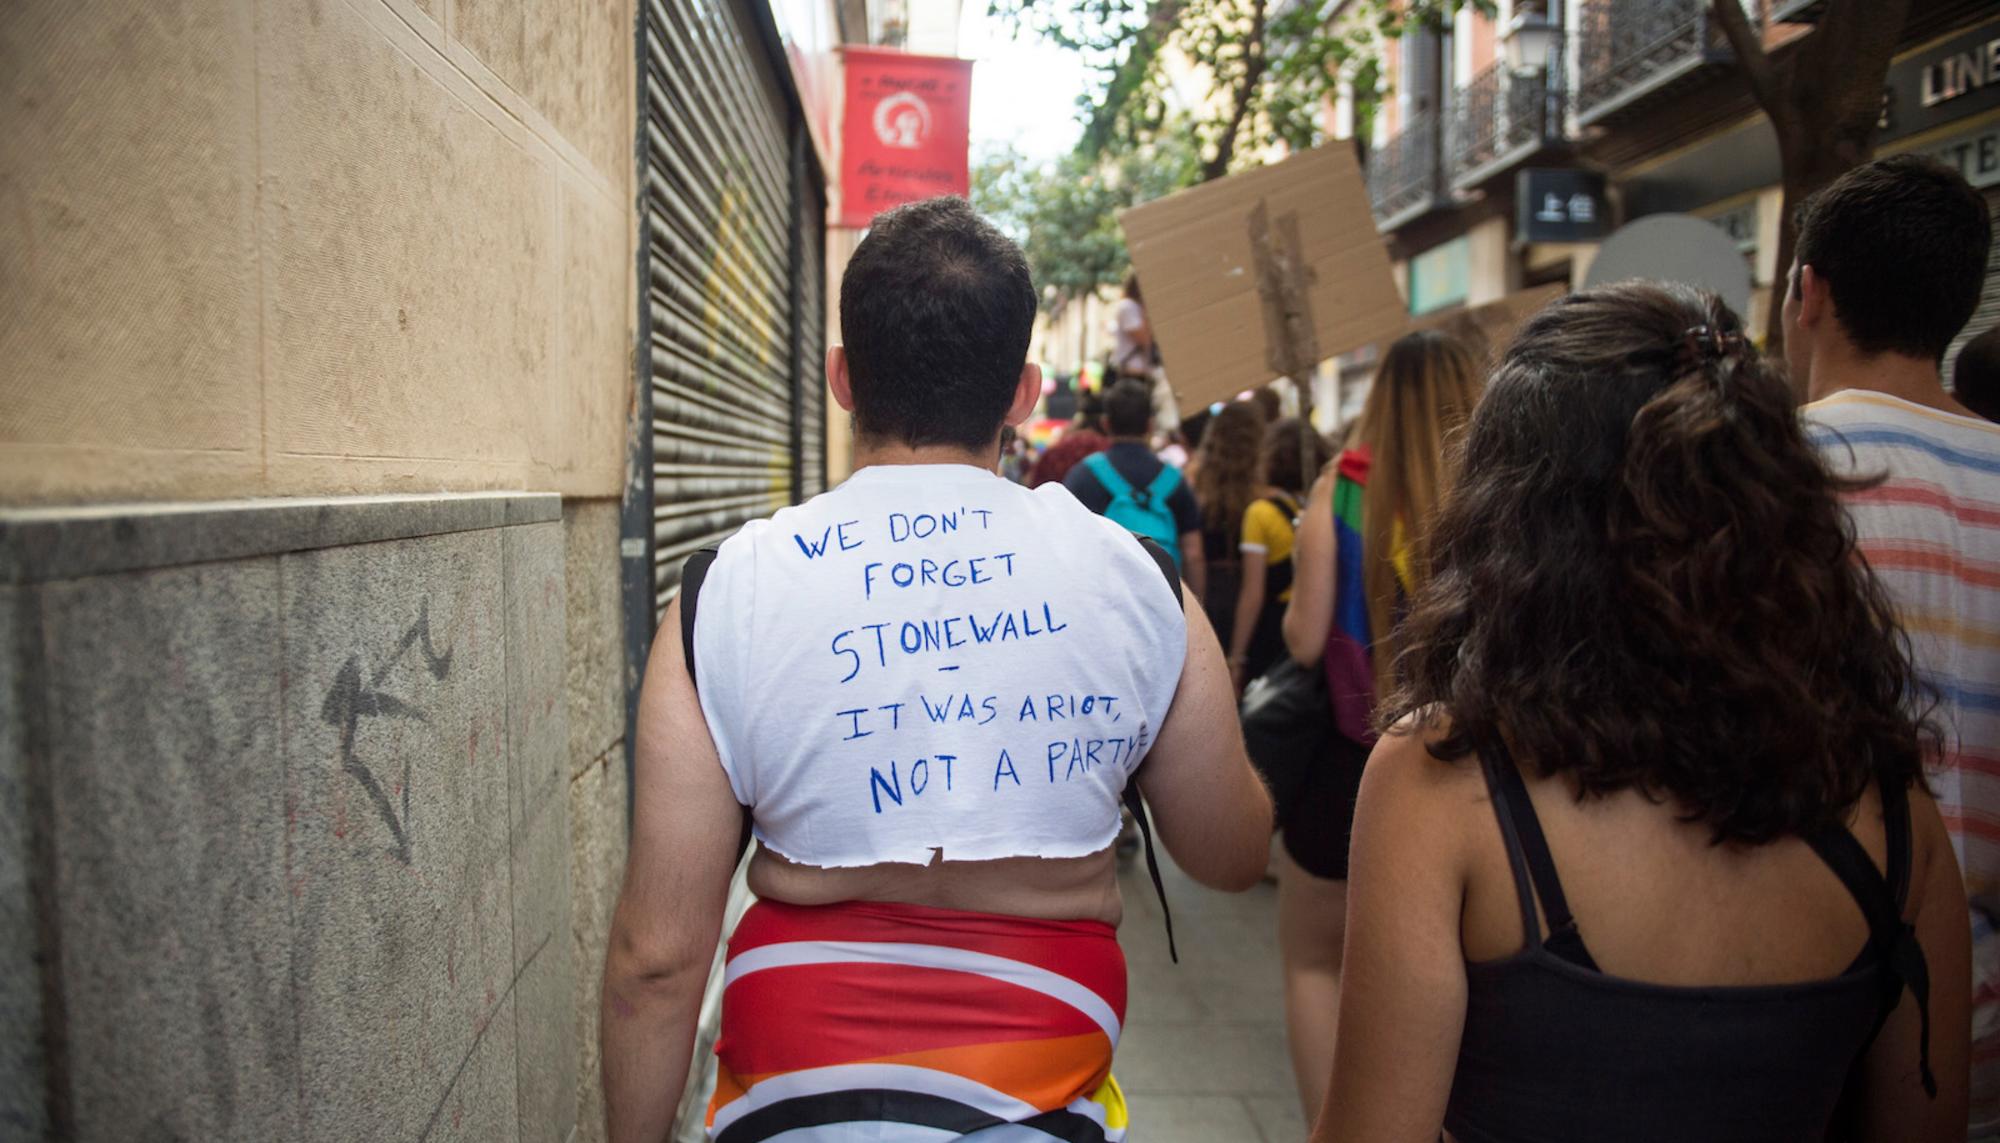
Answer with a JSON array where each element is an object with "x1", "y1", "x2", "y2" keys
[{"x1": 1118, "y1": 145, "x2": 1407, "y2": 410}]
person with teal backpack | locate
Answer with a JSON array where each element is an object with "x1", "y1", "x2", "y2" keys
[{"x1": 1064, "y1": 379, "x2": 1207, "y2": 598}]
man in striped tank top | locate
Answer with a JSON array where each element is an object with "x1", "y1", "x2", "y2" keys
[{"x1": 1791, "y1": 155, "x2": 2000, "y2": 1138}]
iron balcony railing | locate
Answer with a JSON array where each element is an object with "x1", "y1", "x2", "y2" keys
[
  {"x1": 1576, "y1": 0, "x2": 1742, "y2": 124},
  {"x1": 1366, "y1": 108, "x2": 1442, "y2": 228},
  {"x1": 1448, "y1": 32, "x2": 1566, "y2": 187}
]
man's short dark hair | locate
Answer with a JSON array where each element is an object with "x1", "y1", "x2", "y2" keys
[
  {"x1": 839, "y1": 197, "x2": 1037, "y2": 449},
  {"x1": 1104, "y1": 379, "x2": 1154, "y2": 437},
  {"x1": 1954, "y1": 325, "x2": 2000, "y2": 423},
  {"x1": 1793, "y1": 154, "x2": 1991, "y2": 363}
]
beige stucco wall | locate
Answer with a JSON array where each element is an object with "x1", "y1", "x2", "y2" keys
[
  {"x1": 0, "y1": 0, "x2": 635, "y2": 504},
  {"x1": 1466, "y1": 216, "x2": 1512, "y2": 308}
]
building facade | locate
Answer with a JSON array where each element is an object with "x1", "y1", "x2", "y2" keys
[{"x1": 1351, "y1": 0, "x2": 2000, "y2": 379}]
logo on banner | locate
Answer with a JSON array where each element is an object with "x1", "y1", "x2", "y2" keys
[
  {"x1": 873, "y1": 92, "x2": 933, "y2": 149},
  {"x1": 840, "y1": 48, "x2": 972, "y2": 228}
]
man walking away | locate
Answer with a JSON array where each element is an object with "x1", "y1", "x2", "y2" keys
[
  {"x1": 1066, "y1": 378, "x2": 1207, "y2": 600},
  {"x1": 1790, "y1": 154, "x2": 2000, "y2": 1138},
  {"x1": 601, "y1": 196, "x2": 1272, "y2": 1143}
]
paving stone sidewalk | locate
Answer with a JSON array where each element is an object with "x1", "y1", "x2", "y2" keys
[{"x1": 1115, "y1": 850, "x2": 1307, "y2": 1143}]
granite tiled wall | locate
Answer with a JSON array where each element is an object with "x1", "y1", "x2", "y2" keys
[{"x1": 0, "y1": 493, "x2": 584, "y2": 1142}]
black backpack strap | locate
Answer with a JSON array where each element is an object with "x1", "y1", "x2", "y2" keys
[
  {"x1": 678, "y1": 548, "x2": 753, "y2": 860},
  {"x1": 1132, "y1": 535, "x2": 1182, "y2": 963},
  {"x1": 680, "y1": 548, "x2": 718, "y2": 689},
  {"x1": 1136, "y1": 535, "x2": 1183, "y2": 607}
]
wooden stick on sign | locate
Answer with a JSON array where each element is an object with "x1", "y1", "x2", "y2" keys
[{"x1": 1249, "y1": 200, "x2": 1322, "y2": 488}]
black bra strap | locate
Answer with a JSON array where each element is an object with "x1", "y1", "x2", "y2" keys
[
  {"x1": 1477, "y1": 751, "x2": 1544, "y2": 955},
  {"x1": 1803, "y1": 777, "x2": 1934, "y2": 1097},
  {"x1": 1884, "y1": 772, "x2": 1914, "y2": 911},
  {"x1": 1484, "y1": 740, "x2": 1599, "y2": 971}
]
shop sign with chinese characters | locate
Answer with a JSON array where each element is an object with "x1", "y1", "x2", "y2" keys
[{"x1": 1516, "y1": 169, "x2": 1609, "y2": 243}]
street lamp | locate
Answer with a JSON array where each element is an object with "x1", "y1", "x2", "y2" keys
[{"x1": 1505, "y1": 9, "x2": 1561, "y2": 74}]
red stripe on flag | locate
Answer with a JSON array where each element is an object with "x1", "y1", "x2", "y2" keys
[
  {"x1": 726, "y1": 899, "x2": 1125, "y2": 1013},
  {"x1": 714, "y1": 960, "x2": 1105, "y2": 1079}
]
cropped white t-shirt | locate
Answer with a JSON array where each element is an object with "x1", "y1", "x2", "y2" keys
[{"x1": 691, "y1": 462, "x2": 1188, "y2": 867}]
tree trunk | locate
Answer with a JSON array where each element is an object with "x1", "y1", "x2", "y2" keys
[
  {"x1": 1078, "y1": 300, "x2": 1090, "y2": 378},
  {"x1": 1202, "y1": 0, "x2": 1269, "y2": 181},
  {"x1": 1713, "y1": 0, "x2": 1910, "y2": 355}
]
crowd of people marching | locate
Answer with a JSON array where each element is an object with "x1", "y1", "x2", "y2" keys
[{"x1": 605, "y1": 154, "x2": 2000, "y2": 1143}]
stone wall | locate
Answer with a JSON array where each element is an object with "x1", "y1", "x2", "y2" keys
[
  {"x1": 563, "y1": 499, "x2": 628, "y2": 1143},
  {"x1": 1, "y1": 1, "x2": 642, "y2": 1136},
  {"x1": 0, "y1": 494, "x2": 610, "y2": 1141},
  {"x1": 0, "y1": 0, "x2": 634, "y2": 503}
]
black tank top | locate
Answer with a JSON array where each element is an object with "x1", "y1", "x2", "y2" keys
[{"x1": 1445, "y1": 744, "x2": 1936, "y2": 1143}]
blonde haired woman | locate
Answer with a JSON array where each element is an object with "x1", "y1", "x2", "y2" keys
[{"x1": 1277, "y1": 330, "x2": 1483, "y2": 1121}]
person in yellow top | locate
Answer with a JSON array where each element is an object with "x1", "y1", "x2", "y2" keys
[{"x1": 1227, "y1": 416, "x2": 1333, "y2": 692}]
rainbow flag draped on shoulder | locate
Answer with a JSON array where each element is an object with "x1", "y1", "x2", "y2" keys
[{"x1": 1324, "y1": 446, "x2": 1410, "y2": 747}]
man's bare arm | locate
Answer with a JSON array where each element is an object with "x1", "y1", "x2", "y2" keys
[
  {"x1": 1137, "y1": 592, "x2": 1273, "y2": 890},
  {"x1": 601, "y1": 597, "x2": 746, "y2": 1143}
]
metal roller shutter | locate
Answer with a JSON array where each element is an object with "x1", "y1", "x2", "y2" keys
[
  {"x1": 797, "y1": 185, "x2": 829, "y2": 499},
  {"x1": 638, "y1": 0, "x2": 825, "y2": 619},
  {"x1": 1945, "y1": 186, "x2": 2000, "y2": 386}
]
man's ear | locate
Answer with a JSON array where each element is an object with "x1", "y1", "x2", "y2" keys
[
  {"x1": 1004, "y1": 361, "x2": 1042, "y2": 427},
  {"x1": 1796, "y1": 264, "x2": 1829, "y2": 331},
  {"x1": 828, "y1": 346, "x2": 855, "y2": 413}
]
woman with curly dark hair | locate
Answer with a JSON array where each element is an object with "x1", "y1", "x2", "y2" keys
[{"x1": 1312, "y1": 283, "x2": 1969, "y2": 1142}]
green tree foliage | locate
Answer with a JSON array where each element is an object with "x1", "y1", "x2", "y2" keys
[
  {"x1": 971, "y1": 137, "x2": 1201, "y2": 312},
  {"x1": 990, "y1": 0, "x2": 1492, "y2": 181}
]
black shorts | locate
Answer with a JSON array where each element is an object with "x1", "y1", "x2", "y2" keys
[{"x1": 1276, "y1": 732, "x2": 1369, "y2": 880}]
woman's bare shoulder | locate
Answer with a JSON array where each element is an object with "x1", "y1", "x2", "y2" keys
[{"x1": 1362, "y1": 712, "x2": 1488, "y2": 810}]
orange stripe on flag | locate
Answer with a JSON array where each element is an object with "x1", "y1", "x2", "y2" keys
[
  {"x1": 713, "y1": 1031, "x2": 1116, "y2": 1115},
  {"x1": 860, "y1": 1031, "x2": 1115, "y2": 1111},
  {"x1": 707, "y1": 1063, "x2": 750, "y2": 1125}
]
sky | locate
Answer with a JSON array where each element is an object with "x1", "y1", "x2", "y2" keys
[{"x1": 958, "y1": 5, "x2": 1090, "y2": 162}]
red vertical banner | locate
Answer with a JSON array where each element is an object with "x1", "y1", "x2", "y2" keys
[{"x1": 838, "y1": 48, "x2": 973, "y2": 229}]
